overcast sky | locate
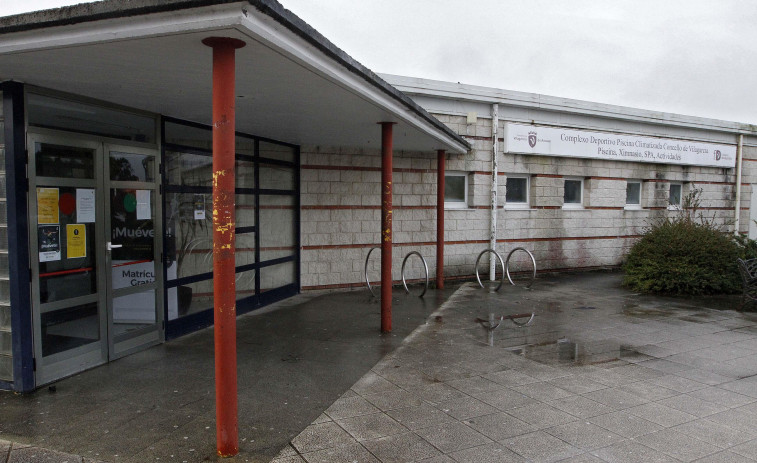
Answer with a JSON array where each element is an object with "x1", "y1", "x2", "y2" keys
[{"x1": 3, "y1": 0, "x2": 756, "y2": 124}]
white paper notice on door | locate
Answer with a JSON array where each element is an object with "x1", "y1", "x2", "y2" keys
[
  {"x1": 136, "y1": 190, "x2": 151, "y2": 220},
  {"x1": 76, "y1": 188, "x2": 96, "y2": 223}
]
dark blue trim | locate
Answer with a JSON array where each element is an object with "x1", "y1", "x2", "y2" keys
[
  {"x1": 160, "y1": 115, "x2": 170, "y2": 335},
  {"x1": 254, "y1": 139, "x2": 261, "y2": 299},
  {"x1": 164, "y1": 185, "x2": 210, "y2": 194},
  {"x1": 259, "y1": 284, "x2": 298, "y2": 306},
  {"x1": 235, "y1": 225, "x2": 256, "y2": 235},
  {"x1": 259, "y1": 157, "x2": 296, "y2": 168},
  {"x1": 294, "y1": 145, "x2": 301, "y2": 292},
  {"x1": 258, "y1": 255, "x2": 295, "y2": 269},
  {"x1": 3, "y1": 82, "x2": 34, "y2": 392},
  {"x1": 165, "y1": 271, "x2": 215, "y2": 288}
]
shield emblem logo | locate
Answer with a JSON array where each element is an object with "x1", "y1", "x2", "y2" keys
[{"x1": 528, "y1": 132, "x2": 537, "y2": 148}]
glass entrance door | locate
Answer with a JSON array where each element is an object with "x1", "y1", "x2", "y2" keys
[
  {"x1": 29, "y1": 132, "x2": 162, "y2": 385},
  {"x1": 29, "y1": 133, "x2": 107, "y2": 385},
  {"x1": 105, "y1": 145, "x2": 162, "y2": 358}
]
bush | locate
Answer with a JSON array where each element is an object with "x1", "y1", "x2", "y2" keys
[
  {"x1": 623, "y1": 186, "x2": 743, "y2": 295},
  {"x1": 623, "y1": 219, "x2": 741, "y2": 295}
]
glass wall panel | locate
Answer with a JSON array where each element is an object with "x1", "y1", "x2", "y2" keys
[
  {"x1": 236, "y1": 158, "x2": 255, "y2": 189},
  {"x1": 260, "y1": 261, "x2": 296, "y2": 292},
  {"x1": 164, "y1": 121, "x2": 211, "y2": 151},
  {"x1": 35, "y1": 142, "x2": 95, "y2": 179},
  {"x1": 165, "y1": 192, "x2": 213, "y2": 279},
  {"x1": 38, "y1": 187, "x2": 97, "y2": 303},
  {"x1": 28, "y1": 93, "x2": 156, "y2": 143},
  {"x1": 259, "y1": 195, "x2": 296, "y2": 261},
  {"x1": 110, "y1": 151, "x2": 155, "y2": 182},
  {"x1": 165, "y1": 151, "x2": 212, "y2": 187},
  {"x1": 167, "y1": 279, "x2": 214, "y2": 320},
  {"x1": 235, "y1": 233, "x2": 256, "y2": 268},
  {"x1": 40, "y1": 302, "x2": 99, "y2": 357},
  {"x1": 259, "y1": 141, "x2": 295, "y2": 162},
  {"x1": 235, "y1": 269, "x2": 256, "y2": 301},
  {"x1": 235, "y1": 194, "x2": 255, "y2": 228},
  {"x1": 112, "y1": 289, "x2": 155, "y2": 336},
  {"x1": 260, "y1": 163, "x2": 294, "y2": 191}
]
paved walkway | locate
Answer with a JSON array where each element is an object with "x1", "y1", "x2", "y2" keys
[
  {"x1": 0, "y1": 286, "x2": 457, "y2": 462},
  {"x1": 275, "y1": 273, "x2": 757, "y2": 462},
  {"x1": 3, "y1": 272, "x2": 757, "y2": 462}
]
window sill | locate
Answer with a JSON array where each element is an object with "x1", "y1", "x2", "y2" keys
[{"x1": 624, "y1": 205, "x2": 643, "y2": 211}]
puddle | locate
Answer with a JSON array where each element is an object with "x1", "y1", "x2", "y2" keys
[{"x1": 503, "y1": 337, "x2": 645, "y2": 367}]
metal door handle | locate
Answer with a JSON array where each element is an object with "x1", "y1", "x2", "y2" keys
[{"x1": 107, "y1": 242, "x2": 123, "y2": 251}]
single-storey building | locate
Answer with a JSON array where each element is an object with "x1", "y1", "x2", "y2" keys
[{"x1": 0, "y1": 0, "x2": 755, "y2": 392}]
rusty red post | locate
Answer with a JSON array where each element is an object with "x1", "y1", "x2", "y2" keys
[
  {"x1": 202, "y1": 36, "x2": 245, "y2": 458},
  {"x1": 436, "y1": 150, "x2": 445, "y2": 290},
  {"x1": 380, "y1": 122, "x2": 394, "y2": 332}
]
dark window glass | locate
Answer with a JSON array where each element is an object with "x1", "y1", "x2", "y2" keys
[
  {"x1": 28, "y1": 93, "x2": 155, "y2": 143},
  {"x1": 35, "y1": 143, "x2": 95, "y2": 179},
  {"x1": 506, "y1": 177, "x2": 528, "y2": 203},
  {"x1": 564, "y1": 179, "x2": 582, "y2": 204},
  {"x1": 626, "y1": 182, "x2": 641, "y2": 205},
  {"x1": 445, "y1": 175, "x2": 466, "y2": 203},
  {"x1": 669, "y1": 184, "x2": 682, "y2": 206}
]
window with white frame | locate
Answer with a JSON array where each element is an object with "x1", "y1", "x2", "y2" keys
[
  {"x1": 563, "y1": 178, "x2": 583, "y2": 208},
  {"x1": 444, "y1": 172, "x2": 468, "y2": 208},
  {"x1": 505, "y1": 175, "x2": 529, "y2": 208},
  {"x1": 625, "y1": 180, "x2": 642, "y2": 208},
  {"x1": 669, "y1": 183, "x2": 682, "y2": 209}
]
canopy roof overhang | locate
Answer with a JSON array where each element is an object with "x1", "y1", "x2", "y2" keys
[{"x1": 0, "y1": 0, "x2": 469, "y2": 153}]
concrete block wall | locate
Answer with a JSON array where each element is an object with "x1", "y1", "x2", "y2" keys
[{"x1": 298, "y1": 113, "x2": 744, "y2": 290}]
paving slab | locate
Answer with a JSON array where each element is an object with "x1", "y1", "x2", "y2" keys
[{"x1": 4, "y1": 271, "x2": 757, "y2": 462}]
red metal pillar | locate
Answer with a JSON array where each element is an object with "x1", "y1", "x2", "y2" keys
[
  {"x1": 202, "y1": 36, "x2": 245, "y2": 458},
  {"x1": 436, "y1": 150, "x2": 445, "y2": 290},
  {"x1": 380, "y1": 122, "x2": 394, "y2": 333}
]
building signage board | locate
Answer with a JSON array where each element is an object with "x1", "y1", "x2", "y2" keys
[{"x1": 504, "y1": 122, "x2": 736, "y2": 168}]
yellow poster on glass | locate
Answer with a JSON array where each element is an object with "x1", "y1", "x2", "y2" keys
[
  {"x1": 37, "y1": 188, "x2": 60, "y2": 224},
  {"x1": 66, "y1": 224, "x2": 86, "y2": 259}
]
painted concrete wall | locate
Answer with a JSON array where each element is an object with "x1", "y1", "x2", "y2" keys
[{"x1": 299, "y1": 111, "x2": 753, "y2": 291}]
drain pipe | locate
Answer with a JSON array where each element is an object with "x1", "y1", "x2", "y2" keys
[
  {"x1": 735, "y1": 134, "x2": 744, "y2": 236},
  {"x1": 489, "y1": 103, "x2": 499, "y2": 280}
]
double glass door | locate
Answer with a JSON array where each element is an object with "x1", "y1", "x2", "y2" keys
[{"x1": 29, "y1": 131, "x2": 162, "y2": 385}]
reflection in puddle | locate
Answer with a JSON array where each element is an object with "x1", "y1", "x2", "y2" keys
[{"x1": 504, "y1": 338, "x2": 642, "y2": 366}]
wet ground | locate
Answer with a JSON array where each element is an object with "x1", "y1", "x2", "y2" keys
[
  {"x1": 0, "y1": 285, "x2": 458, "y2": 462},
  {"x1": 277, "y1": 272, "x2": 757, "y2": 462}
]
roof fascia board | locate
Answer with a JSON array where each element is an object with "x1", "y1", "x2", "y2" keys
[
  {"x1": 0, "y1": 3, "x2": 246, "y2": 54},
  {"x1": 237, "y1": 11, "x2": 468, "y2": 154},
  {"x1": 383, "y1": 74, "x2": 757, "y2": 136},
  {"x1": 0, "y1": 0, "x2": 469, "y2": 153}
]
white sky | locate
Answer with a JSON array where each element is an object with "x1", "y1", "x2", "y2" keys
[{"x1": 3, "y1": 0, "x2": 757, "y2": 124}]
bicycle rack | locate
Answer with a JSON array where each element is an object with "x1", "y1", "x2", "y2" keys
[
  {"x1": 505, "y1": 247, "x2": 537, "y2": 289},
  {"x1": 475, "y1": 249, "x2": 506, "y2": 291},
  {"x1": 401, "y1": 251, "x2": 429, "y2": 297},
  {"x1": 364, "y1": 246, "x2": 380, "y2": 298}
]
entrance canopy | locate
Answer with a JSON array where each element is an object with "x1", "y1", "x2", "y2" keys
[{"x1": 0, "y1": 0, "x2": 469, "y2": 153}]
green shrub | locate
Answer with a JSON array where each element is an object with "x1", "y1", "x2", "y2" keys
[
  {"x1": 623, "y1": 219, "x2": 741, "y2": 295},
  {"x1": 623, "y1": 186, "x2": 743, "y2": 295}
]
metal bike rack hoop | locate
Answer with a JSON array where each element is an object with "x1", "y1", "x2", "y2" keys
[
  {"x1": 505, "y1": 247, "x2": 537, "y2": 289},
  {"x1": 364, "y1": 246, "x2": 380, "y2": 298},
  {"x1": 401, "y1": 251, "x2": 429, "y2": 297},
  {"x1": 475, "y1": 249, "x2": 506, "y2": 292}
]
